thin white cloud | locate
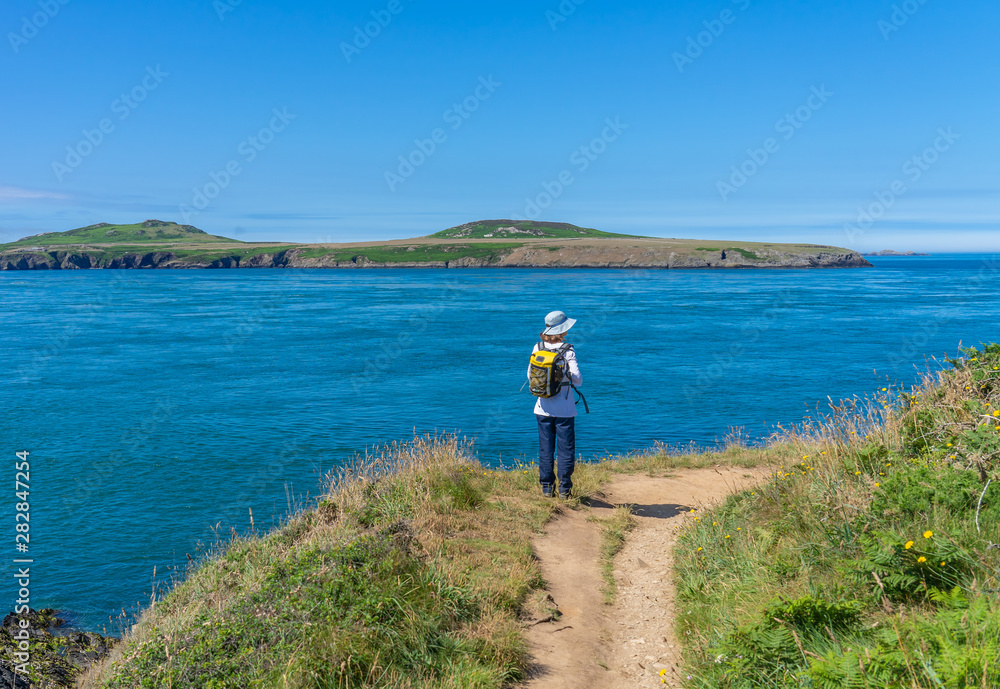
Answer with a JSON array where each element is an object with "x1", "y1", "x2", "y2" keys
[{"x1": 0, "y1": 186, "x2": 71, "y2": 202}]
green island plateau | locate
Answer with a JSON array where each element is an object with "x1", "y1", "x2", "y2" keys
[{"x1": 0, "y1": 219, "x2": 872, "y2": 270}]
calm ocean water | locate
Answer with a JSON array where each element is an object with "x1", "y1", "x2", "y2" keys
[{"x1": 2, "y1": 254, "x2": 997, "y2": 630}]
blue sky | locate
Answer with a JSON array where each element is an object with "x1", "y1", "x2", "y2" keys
[{"x1": 1, "y1": 0, "x2": 997, "y2": 250}]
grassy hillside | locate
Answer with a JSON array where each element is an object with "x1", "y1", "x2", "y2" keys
[
  {"x1": 79, "y1": 437, "x2": 569, "y2": 688},
  {"x1": 295, "y1": 242, "x2": 523, "y2": 263},
  {"x1": 674, "y1": 344, "x2": 1000, "y2": 688},
  {"x1": 428, "y1": 220, "x2": 642, "y2": 239},
  {"x1": 66, "y1": 345, "x2": 998, "y2": 687},
  {"x1": 77, "y1": 444, "x2": 794, "y2": 687},
  {"x1": 1, "y1": 220, "x2": 239, "y2": 248}
]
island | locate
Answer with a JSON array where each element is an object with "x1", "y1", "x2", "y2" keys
[
  {"x1": 0, "y1": 219, "x2": 873, "y2": 270},
  {"x1": 860, "y1": 249, "x2": 930, "y2": 256}
]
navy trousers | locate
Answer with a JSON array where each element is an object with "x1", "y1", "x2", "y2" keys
[{"x1": 536, "y1": 414, "x2": 576, "y2": 492}]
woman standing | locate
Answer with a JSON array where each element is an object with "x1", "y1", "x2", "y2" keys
[{"x1": 528, "y1": 310, "x2": 582, "y2": 499}]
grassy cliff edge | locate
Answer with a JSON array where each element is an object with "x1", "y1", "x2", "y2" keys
[
  {"x1": 674, "y1": 344, "x2": 1000, "y2": 688},
  {"x1": 74, "y1": 445, "x2": 786, "y2": 687},
  {"x1": 62, "y1": 346, "x2": 1000, "y2": 687}
]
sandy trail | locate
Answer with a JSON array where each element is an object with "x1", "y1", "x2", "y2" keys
[{"x1": 521, "y1": 466, "x2": 769, "y2": 689}]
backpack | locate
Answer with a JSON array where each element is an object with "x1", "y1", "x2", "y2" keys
[{"x1": 527, "y1": 343, "x2": 590, "y2": 413}]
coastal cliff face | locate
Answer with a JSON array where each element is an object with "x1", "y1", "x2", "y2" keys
[
  {"x1": 0, "y1": 250, "x2": 291, "y2": 270},
  {"x1": 0, "y1": 245, "x2": 872, "y2": 270},
  {"x1": 493, "y1": 245, "x2": 872, "y2": 269}
]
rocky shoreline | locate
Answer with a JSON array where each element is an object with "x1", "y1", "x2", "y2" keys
[
  {"x1": 0, "y1": 608, "x2": 115, "y2": 688},
  {"x1": 860, "y1": 249, "x2": 930, "y2": 256},
  {"x1": 0, "y1": 245, "x2": 872, "y2": 270}
]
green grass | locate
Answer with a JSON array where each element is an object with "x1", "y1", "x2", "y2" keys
[
  {"x1": 293, "y1": 243, "x2": 523, "y2": 264},
  {"x1": 593, "y1": 506, "x2": 637, "y2": 603},
  {"x1": 430, "y1": 219, "x2": 642, "y2": 240},
  {"x1": 81, "y1": 439, "x2": 571, "y2": 688},
  {"x1": 168, "y1": 245, "x2": 298, "y2": 259},
  {"x1": 0, "y1": 220, "x2": 238, "y2": 248},
  {"x1": 672, "y1": 343, "x2": 1000, "y2": 688}
]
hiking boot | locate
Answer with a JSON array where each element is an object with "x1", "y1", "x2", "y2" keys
[
  {"x1": 541, "y1": 484, "x2": 554, "y2": 498},
  {"x1": 558, "y1": 489, "x2": 572, "y2": 500}
]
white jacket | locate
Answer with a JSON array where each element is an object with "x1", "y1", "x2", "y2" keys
[{"x1": 528, "y1": 341, "x2": 583, "y2": 418}]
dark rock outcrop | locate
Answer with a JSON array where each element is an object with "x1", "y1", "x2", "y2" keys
[{"x1": 0, "y1": 608, "x2": 115, "y2": 688}]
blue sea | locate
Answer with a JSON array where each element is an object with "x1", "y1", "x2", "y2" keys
[{"x1": 1, "y1": 254, "x2": 997, "y2": 631}]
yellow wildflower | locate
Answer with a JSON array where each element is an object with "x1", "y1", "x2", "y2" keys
[
  {"x1": 924, "y1": 530, "x2": 933, "y2": 539},
  {"x1": 917, "y1": 556, "x2": 927, "y2": 563},
  {"x1": 904, "y1": 541, "x2": 914, "y2": 549}
]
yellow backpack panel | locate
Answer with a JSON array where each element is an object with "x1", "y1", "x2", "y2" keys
[{"x1": 528, "y1": 344, "x2": 569, "y2": 398}]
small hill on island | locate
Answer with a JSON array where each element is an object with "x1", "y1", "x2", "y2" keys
[
  {"x1": 4, "y1": 220, "x2": 239, "y2": 248},
  {"x1": 429, "y1": 220, "x2": 643, "y2": 240}
]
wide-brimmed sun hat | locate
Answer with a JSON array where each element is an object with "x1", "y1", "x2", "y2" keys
[{"x1": 542, "y1": 310, "x2": 576, "y2": 335}]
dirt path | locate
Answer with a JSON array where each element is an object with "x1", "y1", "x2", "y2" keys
[
  {"x1": 521, "y1": 466, "x2": 769, "y2": 689},
  {"x1": 520, "y1": 501, "x2": 614, "y2": 688}
]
